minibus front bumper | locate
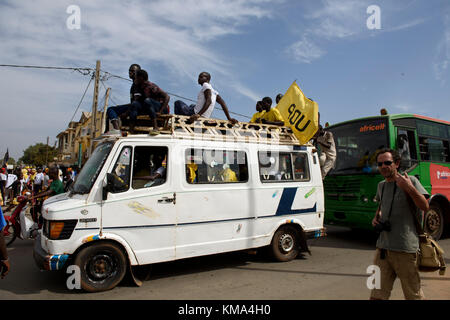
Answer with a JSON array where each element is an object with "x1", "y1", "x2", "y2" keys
[{"x1": 33, "y1": 233, "x2": 70, "y2": 271}]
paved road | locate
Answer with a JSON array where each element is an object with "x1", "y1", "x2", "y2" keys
[{"x1": 1, "y1": 226, "x2": 449, "y2": 300}]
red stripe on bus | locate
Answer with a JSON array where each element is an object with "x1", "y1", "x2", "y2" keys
[{"x1": 413, "y1": 114, "x2": 450, "y2": 125}]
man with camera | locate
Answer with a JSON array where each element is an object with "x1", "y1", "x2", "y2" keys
[{"x1": 370, "y1": 148, "x2": 429, "y2": 300}]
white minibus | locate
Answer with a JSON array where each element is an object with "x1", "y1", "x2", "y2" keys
[{"x1": 33, "y1": 117, "x2": 326, "y2": 292}]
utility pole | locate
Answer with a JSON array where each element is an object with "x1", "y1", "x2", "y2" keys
[
  {"x1": 89, "y1": 60, "x2": 101, "y2": 156},
  {"x1": 45, "y1": 136, "x2": 49, "y2": 167},
  {"x1": 101, "y1": 87, "x2": 111, "y2": 135}
]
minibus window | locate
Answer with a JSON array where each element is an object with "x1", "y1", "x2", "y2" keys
[
  {"x1": 258, "y1": 152, "x2": 293, "y2": 182},
  {"x1": 109, "y1": 146, "x2": 132, "y2": 193},
  {"x1": 132, "y1": 146, "x2": 168, "y2": 189},
  {"x1": 71, "y1": 141, "x2": 113, "y2": 194},
  {"x1": 292, "y1": 153, "x2": 310, "y2": 181},
  {"x1": 185, "y1": 149, "x2": 248, "y2": 184}
]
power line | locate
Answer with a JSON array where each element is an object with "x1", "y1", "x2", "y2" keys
[
  {"x1": 0, "y1": 63, "x2": 92, "y2": 76},
  {"x1": 69, "y1": 75, "x2": 94, "y2": 123},
  {"x1": 1, "y1": 62, "x2": 251, "y2": 119}
]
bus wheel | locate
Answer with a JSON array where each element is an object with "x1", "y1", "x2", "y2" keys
[
  {"x1": 270, "y1": 226, "x2": 299, "y2": 262},
  {"x1": 424, "y1": 204, "x2": 444, "y2": 240},
  {"x1": 75, "y1": 242, "x2": 127, "y2": 292}
]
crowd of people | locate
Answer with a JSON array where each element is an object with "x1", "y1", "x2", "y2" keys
[
  {"x1": 0, "y1": 164, "x2": 77, "y2": 207},
  {"x1": 104, "y1": 63, "x2": 337, "y2": 180}
]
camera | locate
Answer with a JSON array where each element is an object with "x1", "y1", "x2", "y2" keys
[{"x1": 374, "y1": 220, "x2": 391, "y2": 233}]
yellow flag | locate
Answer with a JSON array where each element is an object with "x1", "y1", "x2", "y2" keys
[{"x1": 276, "y1": 82, "x2": 319, "y2": 144}]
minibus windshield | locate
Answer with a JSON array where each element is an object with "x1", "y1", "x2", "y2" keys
[{"x1": 71, "y1": 142, "x2": 114, "y2": 194}]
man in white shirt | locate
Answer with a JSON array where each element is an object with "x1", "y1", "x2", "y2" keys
[
  {"x1": 174, "y1": 72, "x2": 237, "y2": 124},
  {"x1": 316, "y1": 126, "x2": 337, "y2": 179},
  {"x1": 33, "y1": 167, "x2": 44, "y2": 193}
]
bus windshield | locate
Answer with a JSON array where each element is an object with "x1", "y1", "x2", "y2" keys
[
  {"x1": 328, "y1": 118, "x2": 388, "y2": 175},
  {"x1": 71, "y1": 141, "x2": 114, "y2": 194}
]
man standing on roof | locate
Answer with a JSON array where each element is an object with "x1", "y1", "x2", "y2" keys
[
  {"x1": 105, "y1": 64, "x2": 142, "y2": 134},
  {"x1": 174, "y1": 72, "x2": 237, "y2": 125}
]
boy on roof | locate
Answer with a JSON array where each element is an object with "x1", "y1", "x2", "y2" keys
[{"x1": 258, "y1": 97, "x2": 284, "y2": 126}]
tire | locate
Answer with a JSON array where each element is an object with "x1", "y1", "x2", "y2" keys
[
  {"x1": 424, "y1": 204, "x2": 444, "y2": 240},
  {"x1": 3, "y1": 221, "x2": 17, "y2": 247},
  {"x1": 74, "y1": 242, "x2": 127, "y2": 293},
  {"x1": 270, "y1": 225, "x2": 300, "y2": 262}
]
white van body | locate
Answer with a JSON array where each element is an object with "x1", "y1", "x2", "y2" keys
[{"x1": 34, "y1": 118, "x2": 325, "y2": 291}]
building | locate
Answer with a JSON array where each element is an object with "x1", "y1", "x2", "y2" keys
[{"x1": 56, "y1": 110, "x2": 105, "y2": 166}]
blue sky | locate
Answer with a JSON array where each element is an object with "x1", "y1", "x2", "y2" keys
[{"x1": 0, "y1": 0, "x2": 449, "y2": 160}]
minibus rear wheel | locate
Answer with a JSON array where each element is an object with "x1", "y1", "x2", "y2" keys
[
  {"x1": 75, "y1": 242, "x2": 127, "y2": 292},
  {"x1": 270, "y1": 225, "x2": 299, "y2": 262}
]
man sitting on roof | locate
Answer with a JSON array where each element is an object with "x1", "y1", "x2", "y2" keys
[
  {"x1": 174, "y1": 72, "x2": 238, "y2": 125},
  {"x1": 105, "y1": 64, "x2": 142, "y2": 135},
  {"x1": 134, "y1": 69, "x2": 170, "y2": 135},
  {"x1": 256, "y1": 97, "x2": 284, "y2": 126},
  {"x1": 250, "y1": 101, "x2": 265, "y2": 123}
]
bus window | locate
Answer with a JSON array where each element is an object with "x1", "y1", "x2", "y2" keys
[
  {"x1": 426, "y1": 138, "x2": 447, "y2": 162},
  {"x1": 132, "y1": 146, "x2": 168, "y2": 189},
  {"x1": 110, "y1": 146, "x2": 132, "y2": 193},
  {"x1": 259, "y1": 152, "x2": 293, "y2": 182},
  {"x1": 327, "y1": 118, "x2": 388, "y2": 175},
  {"x1": 292, "y1": 153, "x2": 310, "y2": 181},
  {"x1": 397, "y1": 129, "x2": 417, "y2": 171},
  {"x1": 185, "y1": 149, "x2": 248, "y2": 184}
]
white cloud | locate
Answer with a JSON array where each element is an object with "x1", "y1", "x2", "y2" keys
[{"x1": 286, "y1": 37, "x2": 326, "y2": 63}]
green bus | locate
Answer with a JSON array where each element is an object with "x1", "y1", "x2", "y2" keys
[{"x1": 324, "y1": 112, "x2": 450, "y2": 239}]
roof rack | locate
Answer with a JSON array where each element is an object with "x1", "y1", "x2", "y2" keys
[{"x1": 119, "y1": 114, "x2": 304, "y2": 146}]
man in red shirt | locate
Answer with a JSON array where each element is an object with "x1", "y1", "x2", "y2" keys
[{"x1": 134, "y1": 70, "x2": 170, "y2": 135}]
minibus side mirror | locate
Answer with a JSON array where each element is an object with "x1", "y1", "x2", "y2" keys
[
  {"x1": 103, "y1": 173, "x2": 116, "y2": 201},
  {"x1": 102, "y1": 185, "x2": 109, "y2": 201},
  {"x1": 102, "y1": 175, "x2": 111, "y2": 201},
  {"x1": 104, "y1": 173, "x2": 129, "y2": 199}
]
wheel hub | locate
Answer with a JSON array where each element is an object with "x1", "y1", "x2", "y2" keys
[
  {"x1": 426, "y1": 210, "x2": 440, "y2": 233},
  {"x1": 89, "y1": 254, "x2": 115, "y2": 280},
  {"x1": 279, "y1": 234, "x2": 294, "y2": 253}
]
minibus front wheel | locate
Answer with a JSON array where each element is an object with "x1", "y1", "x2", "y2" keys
[
  {"x1": 270, "y1": 225, "x2": 300, "y2": 262},
  {"x1": 74, "y1": 242, "x2": 127, "y2": 292}
]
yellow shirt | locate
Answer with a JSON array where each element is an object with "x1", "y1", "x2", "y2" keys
[
  {"x1": 262, "y1": 108, "x2": 284, "y2": 124},
  {"x1": 186, "y1": 163, "x2": 198, "y2": 183},
  {"x1": 250, "y1": 110, "x2": 266, "y2": 123},
  {"x1": 221, "y1": 168, "x2": 237, "y2": 182}
]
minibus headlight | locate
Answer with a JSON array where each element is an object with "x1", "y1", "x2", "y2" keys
[
  {"x1": 45, "y1": 220, "x2": 78, "y2": 240},
  {"x1": 50, "y1": 222, "x2": 65, "y2": 239}
]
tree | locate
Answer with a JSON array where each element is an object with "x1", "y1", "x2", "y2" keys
[{"x1": 19, "y1": 143, "x2": 58, "y2": 167}]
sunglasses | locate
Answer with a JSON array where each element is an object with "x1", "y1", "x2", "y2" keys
[{"x1": 377, "y1": 161, "x2": 393, "y2": 167}]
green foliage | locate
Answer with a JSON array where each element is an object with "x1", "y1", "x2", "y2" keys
[{"x1": 19, "y1": 143, "x2": 58, "y2": 166}]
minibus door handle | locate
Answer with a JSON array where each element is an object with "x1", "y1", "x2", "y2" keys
[{"x1": 158, "y1": 193, "x2": 176, "y2": 205}]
